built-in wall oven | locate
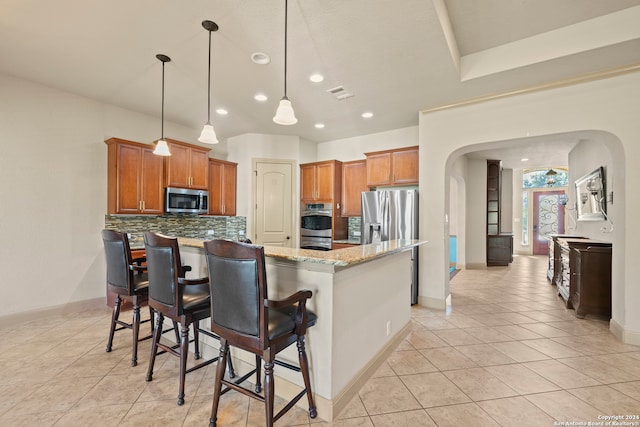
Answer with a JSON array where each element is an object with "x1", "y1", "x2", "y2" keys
[{"x1": 300, "y1": 203, "x2": 332, "y2": 250}]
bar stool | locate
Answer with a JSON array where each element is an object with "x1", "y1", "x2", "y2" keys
[
  {"x1": 102, "y1": 229, "x2": 155, "y2": 367},
  {"x1": 144, "y1": 232, "x2": 228, "y2": 405},
  {"x1": 204, "y1": 239, "x2": 317, "y2": 427}
]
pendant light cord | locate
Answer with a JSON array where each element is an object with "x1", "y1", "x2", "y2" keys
[
  {"x1": 161, "y1": 60, "x2": 165, "y2": 139},
  {"x1": 207, "y1": 29, "x2": 212, "y2": 123},
  {"x1": 284, "y1": 0, "x2": 288, "y2": 98}
]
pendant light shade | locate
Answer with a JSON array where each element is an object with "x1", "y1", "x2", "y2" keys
[
  {"x1": 153, "y1": 139, "x2": 171, "y2": 156},
  {"x1": 273, "y1": 0, "x2": 297, "y2": 125},
  {"x1": 198, "y1": 20, "x2": 219, "y2": 144},
  {"x1": 153, "y1": 54, "x2": 172, "y2": 156},
  {"x1": 273, "y1": 97, "x2": 297, "y2": 125}
]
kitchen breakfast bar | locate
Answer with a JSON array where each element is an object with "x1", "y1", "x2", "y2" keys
[{"x1": 177, "y1": 238, "x2": 425, "y2": 421}]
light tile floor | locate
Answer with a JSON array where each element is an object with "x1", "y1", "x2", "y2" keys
[{"x1": 2, "y1": 255, "x2": 640, "y2": 426}]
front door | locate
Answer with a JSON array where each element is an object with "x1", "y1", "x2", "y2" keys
[
  {"x1": 253, "y1": 159, "x2": 294, "y2": 247},
  {"x1": 532, "y1": 191, "x2": 565, "y2": 255}
]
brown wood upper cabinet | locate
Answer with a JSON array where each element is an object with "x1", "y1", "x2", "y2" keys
[
  {"x1": 365, "y1": 146, "x2": 418, "y2": 187},
  {"x1": 208, "y1": 158, "x2": 237, "y2": 216},
  {"x1": 164, "y1": 139, "x2": 210, "y2": 190},
  {"x1": 341, "y1": 160, "x2": 367, "y2": 217},
  {"x1": 105, "y1": 137, "x2": 164, "y2": 215},
  {"x1": 300, "y1": 160, "x2": 342, "y2": 202}
]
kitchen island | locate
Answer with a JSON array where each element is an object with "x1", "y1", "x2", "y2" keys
[{"x1": 178, "y1": 238, "x2": 425, "y2": 421}]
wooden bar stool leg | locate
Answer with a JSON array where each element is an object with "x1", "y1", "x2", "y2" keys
[
  {"x1": 297, "y1": 336, "x2": 317, "y2": 418},
  {"x1": 264, "y1": 357, "x2": 275, "y2": 427},
  {"x1": 193, "y1": 323, "x2": 201, "y2": 360},
  {"x1": 209, "y1": 341, "x2": 229, "y2": 427},
  {"x1": 254, "y1": 354, "x2": 262, "y2": 393},
  {"x1": 146, "y1": 313, "x2": 163, "y2": 382},
  {"x1": 106, "y1": 295, "x2": 122, "y2": 353},
  {"x1": 177, "y1": 323, "x2": 189, "y2": 405},
  {"x1": 131, "y1": 297, "x2": 141, "y2": 366}
]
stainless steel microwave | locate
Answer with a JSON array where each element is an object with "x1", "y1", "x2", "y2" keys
[{"x1": 165, "y1": 187, "x2": 208, "y2": 214}]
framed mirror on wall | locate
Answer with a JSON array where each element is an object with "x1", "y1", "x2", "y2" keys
[{"x1": 575, "y1": 166, "x2": 606, "y2": 221}]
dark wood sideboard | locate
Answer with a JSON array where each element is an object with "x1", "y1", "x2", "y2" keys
[
  {"x1": 555, "y1": 238, "x2": 612, "y2": 319},
  {"x1": 546, "y1": 234, "x2": 587, "y2": 284}
]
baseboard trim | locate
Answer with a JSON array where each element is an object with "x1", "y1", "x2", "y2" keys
[
  {"x1": 0, "y1": 297, "x2": 106, "y2": 327},
  {"x1": 418, "y1": 295, "x2": 448, "y2": 310},
  {"x1": 610, "y1": 318, "x2": 640, "y2": 345},
  {"x1": 465, "y1": 263, "x2": 486, "y2": 269},
  {"x1": 326, "y1": 322, "x2": 411, "y2": 420}
]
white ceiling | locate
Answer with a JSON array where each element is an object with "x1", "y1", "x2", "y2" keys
[{"x1": 2, "y1": 0, "x2": 640, "y2": 168}]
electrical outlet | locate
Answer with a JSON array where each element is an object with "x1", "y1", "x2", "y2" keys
[
  {"x1": 386, "y1": 320, "x2": 391, "y2": 337},
  {"x1": 239, "y1": 230, "x2": 245, "y2": 236},
  {"x1": 207, "y1": 230, "x2": 215, "y2": 235},
  {"x1": 353, "y1": 231, "x2": 361, "y2": 237}
]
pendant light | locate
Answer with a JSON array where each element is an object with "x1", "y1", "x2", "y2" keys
[
  {"x1": 198, "y1": 20, "x2": 220, "y2": 144},
  {"x1": 545, "y1": 168, "x2": 557, "y2": 186},
  {"x1": 273, "y1": 0, "x2": 297, "y2": 125},
  {"x1": 153, "y1": 54, "x2": 172, "y2": 156}
]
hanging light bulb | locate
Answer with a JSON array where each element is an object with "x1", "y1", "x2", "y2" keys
[
  {"x1": 153, "y1": 54, "x2": 172, "y2": 156},
  {"x1": 273, "y1": 0, "x2": 297, "y2": 125},
  {"x1": 198, "y1": 20, "x2": 220, "y2": 144}
]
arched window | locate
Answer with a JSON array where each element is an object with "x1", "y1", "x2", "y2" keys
[{"x1": 523, "y1": 168, "x2": 568, "y2": 188}]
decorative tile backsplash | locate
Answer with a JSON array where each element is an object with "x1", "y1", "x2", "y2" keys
[
  {"x1": 104, "y1": 214, "x2": 247, "y2": 248},
  {"x1": 348, "y1": 217, "x2": 361, "y2": 240}
]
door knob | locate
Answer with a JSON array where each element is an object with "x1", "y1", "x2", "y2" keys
[{"x1": 286, "y1": 236, "x2": 291, "y2": 240}]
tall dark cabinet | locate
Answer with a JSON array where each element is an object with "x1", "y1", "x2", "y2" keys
[{"x1": 486, "y1": 160, "x2": 513, "y2": 266}]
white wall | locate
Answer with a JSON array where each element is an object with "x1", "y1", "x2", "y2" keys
[
  {"x1": 420, "y1": 72, "x2": 639, "y2": 343},
  {"x1": 464, "y1": 158, "x2": 487, "y2": 268},
  {"x1": 0, "y1": 72, "x2": 203, "y2": 317},
  {"x1": 501, "y1": 168, "x2": 513, "y2": 233},
  {"x1": 317, "y1": 126, "x2": 418, "y2": 161},
  {"x1": 568, "y1": 138, "x2": 618, "y2": 239}
]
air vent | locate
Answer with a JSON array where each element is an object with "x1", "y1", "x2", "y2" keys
[{"x1": 327, "y1": 85, "x2": 354, "y2": 101}]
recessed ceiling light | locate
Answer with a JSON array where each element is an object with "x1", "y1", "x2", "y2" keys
[
  {"x1": 309, "y1": 73, "x2": 324, "y2": 83},
  {"x1": 314, "y1": 123, "x2": 325, "y2": 129},
  {"x1": 216, "y1": 108, "x2": 228, "y2": 116},
  {"x1": 254, "y1": 93, "x2": 268, "y2": 102},
  {"x1": 361, "y1": 112, "x2": 373, "y2": 119},
  {"x1": 251, "y1": 52, "x2": 270, "y2": 65},
  {"x1": 521, "y1": 158, "x2": 529, "y2": 162}
]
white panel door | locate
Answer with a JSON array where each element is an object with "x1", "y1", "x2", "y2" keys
[{"x1": 254, "y1": 160, "x2": 294, "y2": 247}]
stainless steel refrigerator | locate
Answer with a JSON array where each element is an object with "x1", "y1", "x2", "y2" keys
[{"x1": 361, "y1": 190, "x2": 419, "y2": 304}]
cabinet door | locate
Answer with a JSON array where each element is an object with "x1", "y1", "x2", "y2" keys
[
  {"x1": 300, "y1": 164, "x2": 317, "y2": 201},
  {"x1": 209, "y1": 160, "x2": 237, "y2": 216},
  {"x1": 392, "y1": 148, "x2": 418, "y2": 184},
  {"x1": 189, "y1": 148, "x2": 210, "y2": 190},
  {"x1": 139, "y1": 148, "x2": 165, "y2": 214},
  {"x1": 366, "y1": 152, "x2": 392, "y2": 187},
  {"x1": 315, "y1": 162, "x2": 335, "y2": 201},
  {"x1": 209, "y1": 161, "x2": 223, "y2": 215},
  {"x1": 165, "y1": 143, "x2": 191, "y2": 188},
  {"x1": 222, "y1": 163, "x2": 237, "y2": 216},
  {"x1": 116, "y1": 143, "x2": 142, "y2": 214},
  {"x1": 342, "y1": 160, "x2": 367, "y2": 216}
]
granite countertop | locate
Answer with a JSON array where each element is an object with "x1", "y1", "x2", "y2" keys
[
  {"x1": 178, "y1": 237, "x2": 425, "y2": 267},
  {"x1": 333, "y1": 238, "x2": 362, "y2": 245}
]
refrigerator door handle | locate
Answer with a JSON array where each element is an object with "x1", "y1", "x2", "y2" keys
[{"x1": 369, "y1": 223, "x2": 382, "y2": 244}]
